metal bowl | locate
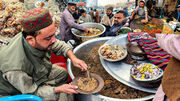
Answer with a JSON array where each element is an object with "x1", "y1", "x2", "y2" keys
[
  {"x1": 71, "y1": 22, "x2": 106, "y2": 38},
  {"x1": 126, "y1": 42, "x2": 145, "y2": 56},
  {"x1": 98, "y1": 44, "x2": 128, "y2": 62},
  {"x1": 116, "y1": 27, "x2": 132, "y2": 35},
  {"x1": 120, "y1": 27, "x2": 132, "y2": 33},
  {"x1": 130, "y1": 63, "x2": 163, "y2": 88},
  {"x1": 126, "y1": 42, "x2": 146, "y2": 60}
]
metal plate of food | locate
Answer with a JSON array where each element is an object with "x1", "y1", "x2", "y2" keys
[
  {"x1": 99, "y1": 34, "x2": 158, "y2": 93},
  {"x1": 71, "y1": 73, "x2": 104, "y2": 94}
]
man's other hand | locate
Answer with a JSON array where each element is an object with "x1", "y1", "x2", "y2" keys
[{"x1": 54, "y1": 84, "x2": 78, "y2": 94}]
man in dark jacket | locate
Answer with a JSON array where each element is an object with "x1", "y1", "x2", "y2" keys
[{"x1": 106, "y1": 10, "x2": 128, "y2": 36}]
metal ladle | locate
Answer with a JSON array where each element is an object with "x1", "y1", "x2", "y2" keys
[
  {"x1": 86, "y1": 65, "x2": 91, "y2": 78},
  {"x1": 87, "y1": 70, "x2": 90, "y2": 78}
]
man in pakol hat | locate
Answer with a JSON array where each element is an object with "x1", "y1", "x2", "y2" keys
[
  {"x1": 0, "y1": 8, "x2": 88, "y2": 101},
  {"x1": 130, "y1": 0, "x2": 148, "y2": 22},
  {"x1": 60, "y1": 2, "x2": 89, "y2": 43},
  {"x1": 100, "y1": 7, "x2": 114, "y2": 33},
  {"x1": 152, "y1": 34, "x2": 180, "y2": 101}
]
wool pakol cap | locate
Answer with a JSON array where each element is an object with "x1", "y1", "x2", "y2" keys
[
  {"x1": 107, "y1": 7, "x2": 113, "y2": 11},
  {"x1": 68, "y1": 2, "x2": 76, "y2": 6},
  {"x1": 20, "y1": 8, "x2": 53, "y2": 32},
  {"x1": 139, "y1": 0, "x2": 145, "y2": 3}
]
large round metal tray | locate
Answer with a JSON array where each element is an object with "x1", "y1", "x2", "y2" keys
[
  {"x1": 99, "y1": 34, "x2": 158, "y2": 93},
  {"x1": 71, "y1": 22, "x2": 106, "y2": 38},
  {"x1": 67, "y1": 37, "x2": 155, "y2": 101}
]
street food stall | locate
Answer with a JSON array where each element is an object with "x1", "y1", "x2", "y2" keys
[
  {"x1": 67, "y1": 22, "x2": 171, "y2": 100},
  {"x1": 0, "y1": 0, "x2": 178, "y2": 100}
]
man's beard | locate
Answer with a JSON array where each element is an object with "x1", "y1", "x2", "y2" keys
[
  {"x1": 35, "y1": 40, "x2": 54, "y2": 51},
  {"x1": 69, "y1": 8, "x2": 75, "y2": 14},
  {"x1": 107, "y1": 13, "x2": 113, "y2": 19},
  {"x1": 114, "y1": 21, "x2": 118, "y2": 25}
]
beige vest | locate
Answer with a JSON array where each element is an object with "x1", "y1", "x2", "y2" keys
[{"x1": 162, "y1": 57, "x2": 180, "y2": 101}]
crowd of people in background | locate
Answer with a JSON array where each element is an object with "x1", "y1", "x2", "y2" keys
[
  {"x1": 62, "y1": 0, "x2": 145, "y2": 39},
  {"x1": 58, "y1": 0, "x2": 180, "y2": 43}
]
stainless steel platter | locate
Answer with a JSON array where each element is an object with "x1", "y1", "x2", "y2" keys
[
  {"x1": 67, "y1": 37, "x2": 155, "y2": 101},
  {"x1": 100, "y1": 34, "x2": 158, "y2": 93}
]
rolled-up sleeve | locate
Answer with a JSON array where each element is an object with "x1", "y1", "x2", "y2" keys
[
  {"x1": 3, "y1": 71, "x2": 56, "y2": 100},
  {"x1": 133, "y1": 6, "x2": 139, "y2": 13},
  {"x1": 144, "y1": 7, "x2": 148, "y2": 12},
  {"x1": 52, "y1": 40, "x2": 72, "y2": 57},
  {"x1": 156, "y1": 34, "x2": 180, "y2": 60}
]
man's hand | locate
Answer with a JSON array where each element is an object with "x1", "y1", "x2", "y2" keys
[
  {"x1": 130, "y1": 16, "x2": 133, "y2": 20},
  {"x1": 130, "y1": 12, "x2": 135, "y2": 20},
  {"x1": 54, "y1": 84, "x2": 78, "y2": 94},
  {"x1": 71, "y1": 57, "x2": 88, "y2": 71},
  {"x1": 67, "y1": 50, "x2": 88, "y2": 71},
  {"x1": 84, "y1": 28, "x2": 89, "y2": 33},
  {"x1": 145, "y1": 18, "x2": 148, "y2": 22}
]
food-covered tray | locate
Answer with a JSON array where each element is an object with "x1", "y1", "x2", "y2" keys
[
  {"x1": 130, "y1": 18, "x2": 173, "y2": 34},
  {"x1": 99, "y1": 34, "x2": 158, "y2": 93}
]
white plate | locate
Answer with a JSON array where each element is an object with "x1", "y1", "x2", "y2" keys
[{"x1": 98, "y1": 44, "x2": 128, "y2": 62}]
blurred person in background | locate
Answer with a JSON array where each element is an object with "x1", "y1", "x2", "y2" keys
[
  {"x1": 146, "y1": 0, "x2": 157, "y2": 18},
  {"x1": 89, "y1": 8, "x2": 95, "y2": 22},
  {"x1": 73, "y1": 7, "x2": 81, "y2": 23},
  {"x1": 130, "y1": 0, "x2": 148, "y2": 22},
  {"x1": 123, "y1": 7, "x2": 129, "y2": 17},
  {"x1": 79, "y1": 9, "x2": 92, "y2": 23},
  {"x1": 100, "y1": 7, "x2": 114, "y2": 32},
  {"x1": 59, "y1": 2, "x2": 89, "y2": 43},
  {"x1": 99, "y1": 9, "x2": 105, "y2": 21},
  {"x1": 94, "y1": 9, "x2": 100, "y2": 23}
]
